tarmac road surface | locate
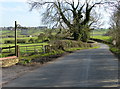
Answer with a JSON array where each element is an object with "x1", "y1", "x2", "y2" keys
[{"x1": 3, "y1": 44, "x2": 119, "y2": 87}]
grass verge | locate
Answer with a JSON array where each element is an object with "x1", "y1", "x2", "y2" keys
[
  {"x1": 19, "y1": 46, "x2": 100, "y2": 65},
  {"x1": 109, "y1": 46, "x2": 120, "y2": 60},
  {"x1": 65, "y1": 46, "x2": 100, "y2": 52}
]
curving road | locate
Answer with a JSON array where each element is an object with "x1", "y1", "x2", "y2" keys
[{"x1": 3, "y1": 44, "x2": 119, "y2": 87}]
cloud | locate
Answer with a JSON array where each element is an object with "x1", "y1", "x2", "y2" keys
[{"x1": 0, "y1": 0, "x2": 27, "y2": 3}]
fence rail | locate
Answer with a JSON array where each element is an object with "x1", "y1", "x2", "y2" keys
[
  {"x1": 1, "y1": 44, "x2": 50, "y2": 58},
  {"x1": 2, "y1": 46, "x2": 15, "y2": 49},
  {"x1": 19, "y1": 45, "x2": 44, "y2": 47}
]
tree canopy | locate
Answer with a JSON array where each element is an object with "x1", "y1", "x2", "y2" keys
[
  {"x1": 29, "y1": 0, "x2": 110, "y2": 41},
  {"x1": 110, "y1": 1, "x2": 120, "y2": 48}
]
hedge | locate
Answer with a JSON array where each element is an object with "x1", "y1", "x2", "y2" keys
[{"x1": 4, "y1": 39, "x2": 28, "y2": 44}]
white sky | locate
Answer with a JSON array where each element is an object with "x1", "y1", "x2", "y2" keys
[{"x1": 0, "y1": 0, "x2": 27, "y2": 2}]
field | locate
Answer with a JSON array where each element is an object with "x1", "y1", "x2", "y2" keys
[
  {"x1": 91, "y1": 35, "x2": 111, "y2": 41},
  {"x1": 1, "y1": 28, "x2": 44, "y2": 37},
  {"x1": 1, "y1": 28, "x2": 49, "y2": 58},
  {"x1": 1, "y1": 28, "x2": 111, "y2": 58},
  {"x1": 1, "y1": 27, "x2": 62, "y2": 58},
  {"x1": 90, "y1": 29, "x2": 111, "y2": 41}
]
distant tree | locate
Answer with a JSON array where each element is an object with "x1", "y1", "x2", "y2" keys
[
  {"x1": 110, "y1": 1, "x2": 120, "y2": 48},
  {"x1": 38, "y1": 33, "x2": 46, "y2": 41},
  {"x1": 29, "y1": 0, "x2": 108, "y2": 41}
]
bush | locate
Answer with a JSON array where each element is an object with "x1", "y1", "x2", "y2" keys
[
  {"x1": 38, "y1": 33, "x2": 46, "y2": 41},
  {"x1": 4, "y1": 39, "x2": 28, "y2": 44},
  {"x1": 17, "y1": 39, "x2": 27, "y2": 43},
  {"x1": 4, "y1": 40, "x2": 15, "y2": 44},
  {"x1": 49, "y1": 40, "x2": 91, "y2": 51},
  {"x1": 28, "y1": 38, "x2": 35, "y2": 43}
]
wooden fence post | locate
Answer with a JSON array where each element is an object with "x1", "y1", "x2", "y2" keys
[
  {"x1": 26, "y1": 46, "x2": 27, "y2": 53},
  {"x1": 9, "y1": 45, "x2": 11, "y2": 52},
  {"x1": 34, "y1": 46, "x2": 36, "y2": 53},
  {"x1": 16, "y1": 45, "x2": 20, "y2": 57},
  {"x1": 0, "y1": 48, "x2": 2, "y2": 53},
  {"x1": 42, "y1": 45, "x2": 45, "y2": 53},
  {"x1": 44, "y1": 45, "x2": 46, "y2": 53},
  {"x1": 15, "y1": 21, "x2": 17, "y2": 56}
]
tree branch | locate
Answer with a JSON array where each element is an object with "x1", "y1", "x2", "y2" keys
[{"x1": 55, "y1": 2, "x2": 73, "y2": 28}]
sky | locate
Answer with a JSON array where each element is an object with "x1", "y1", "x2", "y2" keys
[
  {"x1": 0, "y1": 0, "x2": 42, "y2": 27},
  {"x1": 0, "y1": 0, "x2": 111, "y2": 28}
]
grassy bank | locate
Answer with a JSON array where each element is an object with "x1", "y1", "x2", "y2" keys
[
  {"x1": 19, "y1": 45, "x2": 100, "y2": 65},
  {"x1": 90, "y1": 31, "x2": 120, "y2": 60},
  {"x1": 109, "y1": 46, "x2": 120, "y2": 59}
]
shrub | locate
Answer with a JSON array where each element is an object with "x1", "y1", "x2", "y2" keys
[
  {"x1": 48, "y1": 35, "x2": 56, "y2": 40},
  {"x1": 4, "y1": 40, "x2": 15, "y2": 44},
  {"x1": 49, "y1": 40, "x2": 91, "y2": 51},
  {"x1": 17, "y1": 39, "x2": 27, "y2": 43},
  {"x1": 19, "y1": 59, "x2": 32, "y2": 65},
  {"x1": 4, "y1": 39, "x2": 28, "y2": 44},
  {"x1": 38, "y1": 33, "x2": 46, "y2": 41},
  {"x1": 28, "y1": 38, "x2": 35, "y2": 43}
]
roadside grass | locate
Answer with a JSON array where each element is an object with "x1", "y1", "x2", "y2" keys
[
  {"x1": 65, "y1": 46, "x2": 100, "y2": 52},
  {"x1": 109, "y1": 46, "x2": 120, "y2": 60},
  {"x1": 19, "y1": 50, "x2": 65, "y2": 64},
  {"x1": 109, "y1": 46, "x2": 120, "y2": 54},
  {"x1": 90, "y1": 31, "x2": 120, "y2": 59},
  {"x1": 19, "y1": 46, "x2": 100, "y2": 65}
]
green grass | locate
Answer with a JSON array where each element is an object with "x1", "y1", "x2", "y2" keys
[
  {"x1": 1, "y1": 42, "x2": 48, "y2": 58},
  {"x1": 19, "y1": 45, "x2": 100, "y2": 65},
  {"x1": 65, "y1": 46, "x2": 100, "y2": 52},
  {"x1": 110, "y1": 46, "x2": 120, "y2": 54},
  {"x1": 90, "y1": 35, "x2": 111, "y2": 41},
  {"x1": 90, "y1": 31, "x2": 107, "y2": 35},
  {"x1": 90, "y1": 29, "x2": 110, "y2": 35},
  {"x1": 1, "y1": 29, "x2": 45, "y2": 38},
  {"x1": 19, "y1": 50, "x2": 64, "y2": 61},
  {"x1": 2, "y1": 37, "x2": 38, "y2": 44}
]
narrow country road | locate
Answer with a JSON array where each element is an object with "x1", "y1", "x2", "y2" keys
[{"x1": 3, "y1": 44, "x2": 119, "y2": 87}]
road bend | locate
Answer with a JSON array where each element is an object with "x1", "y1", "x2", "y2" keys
[{"x1": 3, "y1": 44, "x2": 119, "y2": 87}]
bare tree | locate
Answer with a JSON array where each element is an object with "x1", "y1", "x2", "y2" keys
[
  {"x1": 28, "y1": 0, "x2": 108, "y2": 41},
  {"x1": 110, "y1": 1, "x2": 120, "y2": 48}
]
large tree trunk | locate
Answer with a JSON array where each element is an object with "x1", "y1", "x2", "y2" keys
[
  {"x1": 73, "y1": 32, "x2": 79, "y2": 40},
  {"x1": 73, "y1": 28, "x2": 90, "y2": 42}
]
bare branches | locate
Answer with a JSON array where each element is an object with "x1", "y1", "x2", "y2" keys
[
  {"x1": 28, "y1": 0, "x2": 111, "y2": 41},
  {"x1": 110, "y1": 1, "x2": 120, "y2": 48},
  {"x1": 75, "y1": 0, "x2": 79, "y2": 9},
  {"x1": 29, "y1": 1, "x2": 55, "y2": 11}
]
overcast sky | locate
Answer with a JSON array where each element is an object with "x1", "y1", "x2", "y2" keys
[{"x1": 0, "y1": 0, "x2": 111, "y2": 28}]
